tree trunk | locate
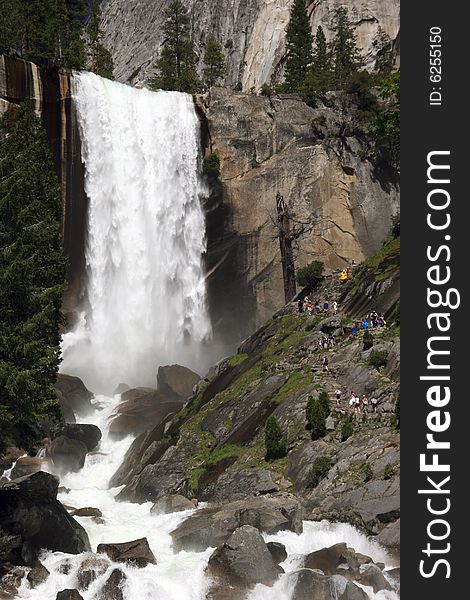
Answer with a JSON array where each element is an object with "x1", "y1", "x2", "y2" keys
[{"x1": 276, "y1": 193, "x2": 297, "y2": 302}]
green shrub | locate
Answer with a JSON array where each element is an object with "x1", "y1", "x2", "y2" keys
[
  {"x1": 203, "y1": 152, "x2": 220, "y2": 177},
  {"x1": 384, "y1": 464, "x2": 395, "y2": 480},
  {"x1": 318, "y1": 390, "x2": 331, "y2": 418},
  {"x1": 260, "y1": 83, "x2": 273, "y2": 97},
  {"x1": 296, "y1": 261, "x2": 324, "y2": 288},
  {"x1": 363, "y1": 330, "x2": 374, "y2": 351},
  {"x1": 306, "y1": 396, "x2": 327, "y2": 440},
  {"x1": 306, "y1": 456, "x2": 332, "y2": 488},
  {"x1": 265, "y1": 416, "x2": 287, "y2": 460},
  {"x1": 340, "y1": 416, "x2": 354, "y2": 441},
  {"x1": 368, "y1": 350, "x2": 389, "y2": 369}
]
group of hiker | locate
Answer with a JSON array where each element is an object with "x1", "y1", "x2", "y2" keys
[
  {"x1": 334, "y1": 389, "x2": 379, "y2": 413},
  {"x1": 350, "y1": 310, "x2": 387, "y2": 336},
  {"x1": 299, "y1": 296, "x2": 338, "y2": 316}
]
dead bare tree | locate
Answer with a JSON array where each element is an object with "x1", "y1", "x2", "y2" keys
[{"x1": 272, "y1": 192, "x2": 332, "y2": 303}]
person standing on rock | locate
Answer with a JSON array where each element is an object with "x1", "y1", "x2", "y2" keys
[
  {"x1": 354, "y1": 395, "x2": 361, "y2": 413},
  {"x1": 321, "y1": 355, "x2": 329, "y2": 372},
  {"x1": 333, "y1": 300, "x2": 338, "y2": 314},
  {"x1": 298, "y1": 298, "x2": 304, "y2": 313},
  {"x1": 371, "y1": 397, "x2": 379, "y2": 413},
  {"x1": 362, "y1": 395, "x2": 369, "y2": 412},
  {"x1": 335, "y1": 389, "x2": 342, "y2": 405}
]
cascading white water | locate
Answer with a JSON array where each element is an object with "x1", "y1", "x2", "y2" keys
[{"x1": 60, "y1": 72, "x2": 211, "y2": 394}]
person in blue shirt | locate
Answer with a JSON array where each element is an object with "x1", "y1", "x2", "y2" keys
[{"x1": 363, "y1": 319, "x2": 369, "y2": 330}]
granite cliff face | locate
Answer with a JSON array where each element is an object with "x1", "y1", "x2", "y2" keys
[
  {"x1": 101, "y1": 0, "x2": 400, "y2": 90},
  {"x1": 204, "y1": 88, "x2": 399, "y2": 337}
]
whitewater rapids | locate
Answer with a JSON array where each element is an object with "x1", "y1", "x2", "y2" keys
[{"x1": 11, "y1": 395, "x2": 399, "y2": 600}]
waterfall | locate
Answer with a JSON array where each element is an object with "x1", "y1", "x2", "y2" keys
[{"x1": 61, "y1": 72, "x2": 211, "y2": 394}]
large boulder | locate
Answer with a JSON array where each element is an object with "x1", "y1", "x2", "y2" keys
[
  {"x1": 97, "y1": 538, "x2": 156, "y2": 568},
  {"x1": 200, "y1": 468, "x2": 279, "y2": 502},
  {"x1": 340, "y1": 581, "x2": 369, "y2": 600},
  {"x1": 108, "y1": 387, "x2": 184, "y2": 439},
  {"x1": 71, "y1": 507, "x2": 102, "y2": 518},
  {"x1": 289, "y1": 569, "x2": 339, "y2": 600},
  {"x1": 10, "y1": 457, "x2": 51, "y2": 480},
  {"x1": 56, "y1": 590, "x2": 84, "y2": 600},
  {"x1": 100, "y1": 568, "x2": 127, "y2": 600},
  {"x1": 48, "y1": 436, "x2": 88, "y2": 473},
  {"x1": 56, "y1": 424, "x2": 102, "y2": 452},
  {"x1": 26, "y1": 562, "x2": 49, "y2": 588},
  {"x1": 55, "y1": 374, "x2": 93, "y2": 417},
  {"x1": 304, "y1": 543, "x2": 348, "y2": 575},
  {"x1": 171, "y1": 494, "x2": 303, "y2": 552},
  {"x1": 0, "y1": 472, "x2": 90, "y2": 566},
  {"x1": 357, "y1": 563, "x2": 392, "y2": 593},
  {"x1": 150, "y1": 494, "x2": 194, "y2": 515},
  {"x1": 267, "y1": 541, "x2": 287, "y2": 564},
  {"x1": 76, "y1": 556, "x2": 109, "y2": 591},
  {"x1": 207, "y1": 525, "x2": 283, "y2": 592},
  {"x1": 157, "y1": 364, "x2": 201, "y2": 399}
]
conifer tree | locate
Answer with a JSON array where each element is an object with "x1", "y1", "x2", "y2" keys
[
  {"x1": 372, "y1": 27, "x2": 394, "y2": 77},
  {"x1": 62, "y1": 0, "x2": 88, "y2": 70},
  {"x1": 150, "y1": 0, "x2": 201, "y2": 93},
  {"x1": 0, "y1": 0, "x2": 20, "y2": 55},
  {"x1": 0, "y1": 103, "x2": 67, "y2": 452},
  {"x1": 284, "y1": 0, "x2": 314, "y2": 92},
  {"x1": 265, "y1": 416, "x2": 287, "y2": 460},
  {"x1": 203, "y1": 34, "x2": 226, "y2": 88},
  {"x1": 303, "y1": 26, "x2": 332, "y2": 94},
  {"x1": 87, "y1": 0, "x2": 114, "y2": 79},
  {"x1": 329, "y1": 7, "x2": 363, "y2": 88}
]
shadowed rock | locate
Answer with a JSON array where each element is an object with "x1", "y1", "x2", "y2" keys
[
  {"x1": 157, "y1": 364, "x2": 201, "y2": 399},
  {"x1": 0, "y1": 472, "x2": 90, "y2": 565},
  {"x1": 207, "y1": 525, "x2": 283, "y2": 595},
  {"x1": 56, "y1": 424, "x2": 102, "y2": 452},
  {"x1": 101, "y1": 568, "x2": 127, "y2": 600},
  {"x1": 97, "y1": 538, "x2": 156, "y2": 568},
  {"x1": 150, "y1": 494, "x2": 194, "y2": 515},
  {"x1": 48, "y1": 436, "x2": 88, "y2": 473},
  {"x1": 55, "y1": 374, "x2": 93, "y2": 417}
]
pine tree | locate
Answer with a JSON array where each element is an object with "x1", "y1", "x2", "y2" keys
[
  {"x1": 329, "y1": 7, "x2": 363, "y2": 89},
  {"x1": 305, "y1": 26, "x2": 332, "y2": 92},
  {"x1": 284, "y1": 0, "x2": 314, "y2": 93},
  {"x1": 265, "y1": 416, "x2": 287, "y2": 460},
  {"x1": 372, "y1": 27, "x2": 394, "y2": 77},
  {"x1": 306, "y1": 396, "x2": 327, "y2": 440},
  {"x1": 0, "y1": 103, "x2": 67, "y2": 452},
  {"x1": 62, "y1": 0, "x2": 88, "y2": 70},
  {"x1": 0, "y1": 0, "x2": 21, "y2": 55},
  {"x1": 203, "y1": 34, "x2": 226, "y2": 88},
  {"x1": 150, "y1": 0, "x2": 201, "y2": 93},
  {"x1": 17, "y1": 0, "x2": 68, "y2": 65},
  {"x1": 87, "y1": 0, "x2": 114, "y2": 79}
]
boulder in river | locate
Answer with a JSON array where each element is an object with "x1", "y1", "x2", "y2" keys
[
  {"x1": 0, "y1": 447, "x2": 24, "y2": 472},
  {"x1": 56, "y1": 424, "x2": 102, "y2": 452},
  {"x1": 71, "y1": 507, "x2": 103, "y2": 518},
  {"x1": 171, "y1": 494, "x2": 303, "y2": 552},
  {"x1": 357, "y1": 563, "x2": 392, "y2": 593},
  {"x1": 101, "y1": 568, "x2": 127, "y2": 600},
  {"x1": 76, "y1": 556, "x2": 110, "y2": 591},
  {"x1": 10, "y1": 456, "x2": 51, "y2": 480},
  {"x1": 55, "y1": 374, "x2": 93, "y2": 417},
  {"x1": 0, "y1": 471, "x2": 90, "y2": 565},
  {"x1": 207, "y1": 525, "x2": 283, "y2": 591},
  {"x1": 108, "y1": 387, "x2": 184, "y2": 439},
  {"x1": 157, "y1": 364, "x2": 201, "y2": 399},
  {"x1": 267, "y1": 541, "x2": 287, "y2": 564},
  {"x1": 48, "y1": 436, "x2": 88, "y2": 473},
  {"x1": 97, "y1": 537, "x2": 156, "y2": 567},
  {"x1": 56, "y1": 591, "x2": 84, "y2": 600},
  {"x1": 150, "y1": 494, "x2": 194, "y2": 515},
  {"x1": 26, "y1": 562, "x2": 50, "y2": 587}
]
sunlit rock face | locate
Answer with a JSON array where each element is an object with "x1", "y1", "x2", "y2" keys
[{"x1": 100, "y1": 0, "x2": 400, "y2": 91}]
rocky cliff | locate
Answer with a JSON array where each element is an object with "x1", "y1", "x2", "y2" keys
[
  {"x1": 101, "y1": 0, "x2": 400, "y2": 90},
  {"x1": 204, "y1": 87, "x2": 399, "y2": 339}
]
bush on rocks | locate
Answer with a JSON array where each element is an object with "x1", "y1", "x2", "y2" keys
[{"x1": 264, "y1": 416, "x2": 287, "y2": 460}]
